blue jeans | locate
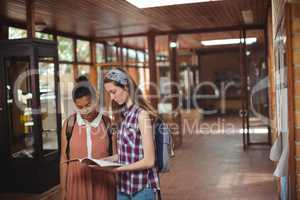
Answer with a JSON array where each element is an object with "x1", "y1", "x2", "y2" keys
[{"x1": 117, "y1": 188, "x2": 156, "y2": 200}]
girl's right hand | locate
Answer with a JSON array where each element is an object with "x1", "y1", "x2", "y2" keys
[{"x1": 102, "y1": 154, "x2": 118, "y2": 162}]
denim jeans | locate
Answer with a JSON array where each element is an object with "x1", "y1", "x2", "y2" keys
[{"x1": 117, "y1": 187, "x2": 156, "y2": 200}]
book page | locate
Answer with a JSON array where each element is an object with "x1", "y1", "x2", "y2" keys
[{"x1": 81, "y1": 158, "x2": 123, "y2": 167}]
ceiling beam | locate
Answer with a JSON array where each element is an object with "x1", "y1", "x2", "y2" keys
[
  {"x1": 95, "y1": 24, "x2": 266, "y2": 40},
  {"x1": 25, "y1": 0, "x2": 35, "y2": 39}
]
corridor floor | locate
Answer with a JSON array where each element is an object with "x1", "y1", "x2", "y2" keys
[
  {"x1": 0, "y1": 116, "x2": 277, "y2": 200},
  {"x1": 160, "y1": 134, "x2": 276, "y2": 200},
  {"x1": 159, "y1": 115, "x2": 277, "y2": 200}
]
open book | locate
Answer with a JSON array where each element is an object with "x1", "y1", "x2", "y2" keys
[{"x1": 64, "y1": 157, "x2": 123, "y2": 168}]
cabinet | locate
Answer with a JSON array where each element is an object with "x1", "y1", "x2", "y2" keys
[{"x1": 0, "y1": 39, "x2": 61, "y2": 193}]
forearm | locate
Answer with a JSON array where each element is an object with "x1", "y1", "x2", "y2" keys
[{"x1": 60, "y1": 161, "x2": 67, "y2": 199}]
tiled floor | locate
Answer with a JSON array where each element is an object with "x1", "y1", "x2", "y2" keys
[
  {"x1": 159, "y1": 115, "x2": 277, "y2": 200},
  {"x1": 0, "y1": 116, "x2": 277, "y2": 200},
  {"x1": 159, "y1": 134, "x2": 277, "y2": 200}
]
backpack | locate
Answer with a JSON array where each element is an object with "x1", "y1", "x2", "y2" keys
[
  {"x1": 65, "y1": 114, "x2": 113, "y2": 160},
  {"x1": 153, "y1": 118, "x2": 173, "y2": 173}
]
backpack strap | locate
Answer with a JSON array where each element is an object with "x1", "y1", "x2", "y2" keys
[
  {"x1": 65, "y1": 114, "x2": 76, "y2": 160},
  {"x1": 102, "y1": 115, "x2": 113, "y2": 156}
]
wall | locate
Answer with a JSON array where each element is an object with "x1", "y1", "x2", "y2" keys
[
  {"x1": 199, "y1": 51, "x2": 240, "y2": 82},
  {"x1": 290, "y1": 3, "x2": 300, "y2": 199},
  {"x1": 198, "y1": 48, "x2": 265, "y2": 113},
  {"x1": 270, "y1": 1, "x2": 300, "y2": 198}
]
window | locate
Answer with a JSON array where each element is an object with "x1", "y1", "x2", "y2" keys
[
  {"x1": 107, "y1": 45, "x2": 117, "y2": 62},
  {"x1": 123, "y1": 48, "x2": 128, "y2": 62},
  {"x1": 59, "y1": 64, "x2": 75, "y2": 122},
  {"x1": 137, "y1": 51, "x2": 145, "y2": 67},
  {"x1": 38, "y1": 61, "x2": 58, "y2": 152},
  {"x1": 36, "y1": 32, "x2": 53, "y2": 40},
  {"x1": 58, "y1": 36, "x2": 74, "y2": 62},
  {"x1": 128, "y1": 49, "x2": 136, "y2": 62},
  {"x1": 78, "y1": 65, "x2": 90, "y2": 77},
  {"x1": 96, "y1": 43, "x2": 105, "y2": 63},
  {"x1": 9, "y1": 27, "x2": 27, "y2": 39},
  {"x1": 77, "y1": 39, "x2": 91, "y2": 63}
]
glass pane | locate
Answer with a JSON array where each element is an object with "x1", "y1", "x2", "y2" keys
[
  {"x1": 58, "y1": 36, "x2": 74, "y2": 62},
  {"x1": 8, "y1": 27, "x2": 27, "y2": 39},
  {"x1": 78, "y1": 65, "x2": 90, "y2": 77},
  {"x1": 145, "y1": 53, "x2": 149, "y2": 62},
  {"x1": 145, "y1": 53, "x2": 149, "y2": 67},
  {"x1": 39, "y1": 61, "x2": 58, "y2": 153},
  {"x1": 36, "y1": 32, "x2": 53, "y2": 40},
  {"x1": 128, "y1": 49, "x2": 136, "y2": 62},
  {"x1": 117, "y1": 47, "x2": 122, "y2": 61},
  {"x1": 77, "y1": 39, "x2": 91, "y2": 63},
  {"x1": 5, "y1": 58, "x2": 34, "y2": 158},
  {"x1": 96, "y1": 43, "x2": 105, "y2": 63},
  {"x1": 107, "y1": 45, "x2": 117, "y2": 62},
  {"x1": 137, "y1": 51, "x2": 145, "y2": 67},
  {"x1": 122, "y1": 48, "x2": 128, "y2": 62},
  {"x1": 59, "y1": 64, "x2": 75, "y2": 122}
]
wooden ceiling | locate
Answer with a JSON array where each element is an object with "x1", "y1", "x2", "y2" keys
[{"x1": 0, "y1": 0, "x2": 270, "y2": 51}]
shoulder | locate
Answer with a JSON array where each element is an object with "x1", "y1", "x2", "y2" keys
[
  {"x1": 63, "y1": 113, "x2": 77, "y2": 128},
  {"x1": 138, "y1": 109, "x2": 151, "y2": 124}
]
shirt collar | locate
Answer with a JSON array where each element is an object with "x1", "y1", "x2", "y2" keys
[
  {"x1": 121, "y1": 104, "x2": 135, "y2": 117},
  {"x1": 76, "y1": 112, "x2": 102, "y2": 128}
]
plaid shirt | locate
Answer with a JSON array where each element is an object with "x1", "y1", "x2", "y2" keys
[{"x1": 117, "y1": 104, "x2": 159, "y2": 196}]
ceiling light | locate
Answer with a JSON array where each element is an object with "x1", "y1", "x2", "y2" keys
[
  {"x1": 169, "y1": 41, "x2": 178, "y2": 48},
  {"x1": 35, "y1": 22, "x2": 47, "y2": 32},
  {"x1": 126, "y1": 0, "x2": 221, "y2": 8},
  {"x1": 201, "y1": 37, "x2": 257, "y2": 46}
]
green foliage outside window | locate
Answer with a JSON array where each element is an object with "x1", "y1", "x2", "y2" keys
[
  {"x1": 36, "y1": 32, "x2": 53, "y2": 40},
  {"x1": 8, "y1": 27, "x2": 27, "y2": 39},
  {"x1": 96, "y1": 43, "x2": 105, "y2": 63},
  {"x1": 58, "y1": 36, "x2": 74, "y2": 62},
  {"x1": 77, "y1": 40, "x2": 91, "y2": 63}
]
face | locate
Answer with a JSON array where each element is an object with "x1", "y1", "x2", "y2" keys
[
  {"x1": 104, "y1": 82, "x2": 129, "y2": 105},
  {"x1": 74, "y1": 95, "x2": 98, "y2": 121}
]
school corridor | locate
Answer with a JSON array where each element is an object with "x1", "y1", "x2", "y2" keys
[{"x1": 1, "y1": 0, "x2": 299, "y2": 199}]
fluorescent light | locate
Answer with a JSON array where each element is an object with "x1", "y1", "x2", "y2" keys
[
  {"x1": 169, "y1": 41, "x2": 178, "y2": 48},
  {"x1": 126, "y1": 0, "x2": 221, "y2": 8},
  {"x1": 201, "y1": 37, "x2": 257, "y2": 46}
]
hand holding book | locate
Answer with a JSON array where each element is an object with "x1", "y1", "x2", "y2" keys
[{"x1": 63, "y1": 157, "x2": 123, "y2": 168}]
